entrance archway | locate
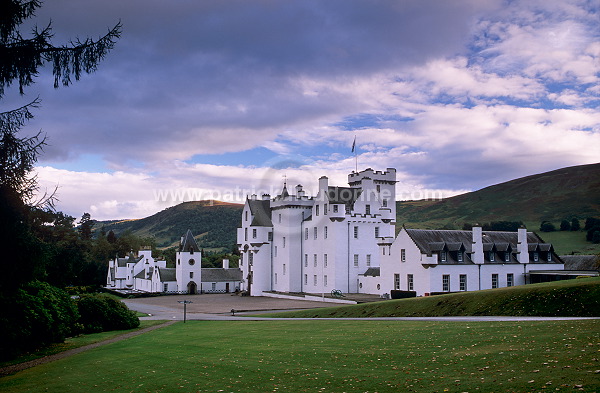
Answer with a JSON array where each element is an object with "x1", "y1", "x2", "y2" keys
[{"x1": 187, "y1": 281, "x2": 197, "y2": 294}]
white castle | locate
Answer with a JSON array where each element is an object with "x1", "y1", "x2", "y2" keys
[
  {"x1": 237, "y1": 168, "x2": 397, "y2": 296},
  {"x1": 237, "y1": 167, "x2": 567, "y2": 298}
]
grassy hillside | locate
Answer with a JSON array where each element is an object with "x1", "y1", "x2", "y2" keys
[
  {"x1": 97, "y1": 200, "x2": 243, "y2": 250},
  {"x1": 268, "y1": 277, "x2": 600, "y2": 318},
  {"x1": 396, "y1": 162, "x2": 600, "y2": 229}
]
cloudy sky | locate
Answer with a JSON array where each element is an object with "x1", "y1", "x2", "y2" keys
[{"x1": 5, "y1": 0, "x2": 599, "y2": 220}]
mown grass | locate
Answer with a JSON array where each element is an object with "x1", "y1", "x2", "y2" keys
[
  {"x1": 269, "y1": 277, "x2": 600, "y2": 318},
  {"x1": 0, "y1": 320, "x2": 166, "y2": 368},
  {"x1": 0, "y1": 320, "x2": 598, "y2": 392}
]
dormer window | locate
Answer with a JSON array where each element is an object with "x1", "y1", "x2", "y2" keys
[
  {"x1": 440, "y1": 251, "x2": 447, "y2": 262},
  {"x1": 489, "y1": 252, "x2": 495, "y2": 262},
  {"x1": 533, "y1": 252, "x2": 539, "y2": 262},
  {"x1": 504, "y1": 252, "x2": 510, "y2": 262},
  {"x1": 457, "y1": 251, "x2": 463, "y2": 262},
  {"x1": 547, "y1": 252, "x2": 552, "y2": 262}
]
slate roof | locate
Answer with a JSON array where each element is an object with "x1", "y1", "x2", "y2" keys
[
  {"x1": 405, "y1": 228, "x2": 560, "y2": 264},
  {"x1": 362, "y1": 267, "x2": 381, "y2": 277},
  {"x1": 327, "y1": 186, "x2": 362, "y2": 211},
  {"x1": 201, "y1": 268, "x2": 243, "y2": 282},
  {"x1": 158, "y1": 268, "x2": 176, "y2": 282},
  {"x1": 117, "y1": 253, "x2": 143, "y2": 267},
  {"x1": 248, "y1": 199, "x2": 273, "y2": 227},
  {"x1": 180, "y1": 229, "x2": 201, "y2": 253},
  {"x1": 134, "y1": 269, "x2": 152, "y2": 279},
  {"x1": 560, "y1": 255, "x2": 599, "y2": 271}
]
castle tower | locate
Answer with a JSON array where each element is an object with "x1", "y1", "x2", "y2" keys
[{"x1": 176, "y1": 229, "x2": 202, "y2": 294}]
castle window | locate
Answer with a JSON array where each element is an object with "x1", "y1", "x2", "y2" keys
[
  {"x1": 244, "y1": 228, "x2": 248, "y2": 241},
  {"x1": 492, "y1": 273, "x2": 499, "y2": 288},
  {"x1": 324, "y1": 254, "x2": 328, "y2": 268},
  {"x1": 354, "y1": 226, "x2": 359, "y2": 239},
  {"x1": 314, "y1": 254, "x2": 318, "y2": 267},
  {"x1": 394, "y1": 274, "x2": 400, "y2": 290},
  {"x1": 164, "y1": 283, "x2": 168, "y2": 292},
  {"x1": 212, "y1": 283, "x2": 216, "y2": 291},
  {"x1": 274, "y1": 246, "x2": 278, "y2": 257},
  {"x1": 354, "y1": 254, "x2": 359, "y2": 267},
  {"x1": 283, "y1": 264, "x2": 286, "y2": 275},
  {"x1": 366, "y1": 254, "x2": 371, "y2": 266},
  {"x1": 189, "y1": 272, "x2": 194, "y2": 278},
  {"x1": 274, "y1": 273, "x2": 278, "y2": 285},
  {"x1": 304, "y1": 254, "x2": 308, "y2": 267},
  {"x1": 304, "y1": 274, "x2": 307, "y2": 285},
  {"x1": 442, "y1": 275, "x2": 450, "y2": 292},
  {"x1": 189, "y1": 259, "x2": 195, "y2": 266},
  {"x1": 314, "y1": 275, "x2": 317, "y2": 286},
  {"x1": 315, "y1": 205, "x2": 319, "y2": 216},
  {"x1": 278, "y1": 214, "x2": 281, "y2": 223},
  {"x1": 249, "y1": 253, "x2": 253, "y2": 266},
  {"x1": 268, "y1": 232, "x2": 273, "y2": 241},
  {"x1": 507, "y1": 273, "x2": 514, "y2": 287},
  {"x1": 324, "y1": 275, "x2": 328, "y2": 287},
  {"x1": 283, "y1": 237, "x2": 286, "y2": 248},
  {"x1": 407, "y1": 274, "x2": 414, "y2": 291},
  {"x1": 314, "y1": 227, "x2": 318, "y2": 239},
  {"x1": 324, "y1": 204, "x2": 328, "y2": 215},
  {"x1": 401, "y1": 249, "x2": 406, "y2": 262},
  {"x1": 365, "y1": 204, "x2": 371, "y2": 215},
  {"x1": 252, "y1": 229, "x2": 257, "y2": 239},
  {"x1": 375, "y1": 227, "x2": 380, "y2": 237},
  {"x1": 333, "y1": 205, "x2": 339, "y2": 213},
  {"x1": 245, "y1": 211, "x2": 248, "y2": 221},
  {"x1": 324, "y1": 226, "x2": 328, "y2": 239},
  {"x1": 305, "y1": 228, "x2": 308, "y2": 240},
  {"x1": 382, "y1": 199, "x2": 388, "y2": 207},
  {"x1": 459, "y1": 274, "x2": 467, "y2": 291},
  {"x1": 377, "y1": 185, "x2": 381, "y2": 193}
]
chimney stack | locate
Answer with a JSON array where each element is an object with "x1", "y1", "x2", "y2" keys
[
  {"x1": 472, "y1": 226, "x2": 484, "y2": 264},
  {"x1": 517, "y1": 227, "x2": 528, "y2": 263}
]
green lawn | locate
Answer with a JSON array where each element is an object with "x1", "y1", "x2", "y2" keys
[
  {"x1": 0, "y1": 320, "x2": 599, "y2": 392},
  {"x1": 0, "y1": 320, "x2": 165, "y2": 368}
]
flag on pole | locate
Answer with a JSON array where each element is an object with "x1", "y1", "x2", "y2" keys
[{"x1": 351, "y1": 136, "x2": 356, "y2": 153}]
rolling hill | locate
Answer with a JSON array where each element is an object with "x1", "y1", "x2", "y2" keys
[
  {"x1": 96, "y1": 163, "x2": 600, "y2": 253},
  {"x1": 97, "y1": 200, "x2": 243, "y2": 250},
  {"x1": 396, "y1": 162, "x2": 600, "y2": 230}
]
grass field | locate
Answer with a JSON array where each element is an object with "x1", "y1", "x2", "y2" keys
[
  {"x1": 0, "y1": 320, "x2": 165, "y2": 368},
  {"x1": 0, "y1": 320, "x2": 598, "y2": 392}
]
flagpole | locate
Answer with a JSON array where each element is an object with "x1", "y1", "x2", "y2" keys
[{"x1": 352, "y1": 135, "x2": 357, "y2": 172}]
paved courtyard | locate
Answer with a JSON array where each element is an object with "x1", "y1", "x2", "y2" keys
[{"x1": 123, "y1": 293, "x2": 334, "y2": 320}]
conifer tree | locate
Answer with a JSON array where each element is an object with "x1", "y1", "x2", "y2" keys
[{"x1": 0, "y1": 0, "x2": 121, "y2": 293}]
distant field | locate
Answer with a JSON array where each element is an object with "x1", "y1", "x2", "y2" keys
[
  {"x1": 0, "y1": 320, "x2": 598, "y2": 392},
  {"x1": 269, "y1": 277, "x2": 600, "y2": 319}
]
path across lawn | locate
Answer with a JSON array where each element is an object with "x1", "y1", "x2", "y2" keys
[{"x1": 0, "y1": 321, "x2": 175, "y2": 377}]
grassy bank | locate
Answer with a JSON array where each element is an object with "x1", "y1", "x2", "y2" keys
[
  {"x1": 270, "y1": 277, "x2": 600, "y2": 318},
  {"x1": 0, "y1": 320, "x2": 598, "y2": 392}
]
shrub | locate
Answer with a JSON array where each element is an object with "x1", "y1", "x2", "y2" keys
[
  {"x1": 76, "y1": 294, "x2": 139, "y2": 333},
  {"x1": 0, "y1": 281, "x2": 78, "y2": 361}
]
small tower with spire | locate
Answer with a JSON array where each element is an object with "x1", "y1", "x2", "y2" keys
[{"x1": 176, "y1": 229, "x2": 202, "y2": 294}]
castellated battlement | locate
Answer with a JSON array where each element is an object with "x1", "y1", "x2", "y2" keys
[{"x1": 348, "y1": 167, "x2": 396, "y2": 184}]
